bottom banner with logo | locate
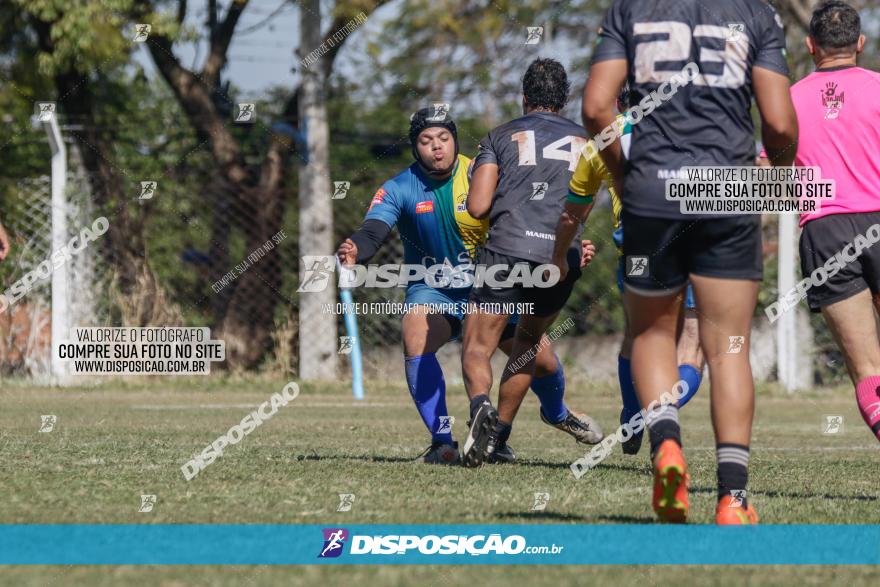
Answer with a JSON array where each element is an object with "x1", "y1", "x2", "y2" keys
[{"x1": 1, "y1": 524, "x2": 879, "y2": 565}]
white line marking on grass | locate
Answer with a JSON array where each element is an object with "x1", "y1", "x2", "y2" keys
[
  {"x1": 132, "y1": 402, "x2": 400, "y2": 410},
  {"x1": 133, "y1": 404, "x2": 260, "y2": 410}
]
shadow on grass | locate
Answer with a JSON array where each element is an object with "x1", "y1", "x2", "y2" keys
[
  {"x1": 756, "y1": 489, "x2": 879, "y2": 502},
  {"x1": 291, "y1": 453, "x2": 416, "y2": 464},
  {"x1": 291, "y1": 453, "x2": 656, "y2": 474},
  {"x1": 496, "y1": 511, "x2": 591, "y2": 522},
  {"x1": 594, "y1": 514, "x2": 657, "y2": 523},
  {"x1": 511, "y1": 459, "x2": 651, "y2": 475},
  {"x1": 685, "y1": 485, "x2": 878, "y2": 502}
]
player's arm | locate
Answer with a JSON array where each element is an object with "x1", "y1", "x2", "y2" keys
[
  {"x1": 552, "y1": 154, "x2": 601, "y2": 278},
  {"x1": 337, "y1": 220, "x2": 392, "y2": 266},
  {"x1": 753, "y1": 69, "x2": 798, "y2": 167},
  {"x1": 752, "y1": 6, "x2": 798, "y2": 167},
  {"x1": 337, "y1": 185, "x2": 398, "y2": 266},
  {"x1": 467, "y1": 164, "x2": 498, "y2": 220},
  {"x1": 552, "y1": 201, "x2": 593, "y2": 280},
  {"x1": 467, "y1": 132, "x2": 499, "y2": 219},
  {"x1": 582, "y1": 59, "x2": 628, "y2": 191},
  {"x1": 0, "y1": 221, "x2": 10, "y2": 262}
]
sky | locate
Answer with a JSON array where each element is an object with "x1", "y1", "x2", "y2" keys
[
  {"x1": 132, "y1": 1, "x2": 880, "y2": 104},
  {"x1": 134, "y1": 0, "x2": 392, "y2": 100}
]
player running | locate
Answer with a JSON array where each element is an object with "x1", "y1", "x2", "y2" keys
[
  {"x1": 461, "y1": 58, "x2": 604, "y2": 468},
  {"x1": 336, "y1": 107, "x2": 597, "y2": 465},
  {"x1": 583, "y1": 0, "x2": 798, "y2": 523},
  {"x1": 563, "y1": 86, "x2": 706, "y2": 456},
  {"x1": 773, "y1": 2, "x2": 880, "y2": 442}
]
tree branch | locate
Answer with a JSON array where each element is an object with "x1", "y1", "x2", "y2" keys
[
  {"x1": 146, "y1": 33, "x2": 249, "y2": 183},
  {"x1": 783, "y1": 0, "x2": 815, "y2": 32},
  {"x1": 202, "y1": 0, "x2": 250, "y2": 88},
  {"x1": 318, "y1": 1, "x2": 389, "y2": 79}
]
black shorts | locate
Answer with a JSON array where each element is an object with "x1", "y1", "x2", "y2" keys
[
  {"x1": 469, "y1": 247, "x2": 582, "y2": 318},
  {"x1": 799, "y1": 212, "x2": 880, "y2": 311},
  {"x1": 442, "y1": 315, "x2": 517, "y2": 342},
  {"x1": 621, "y1": 211, "x2": 763, "y2": 293}
]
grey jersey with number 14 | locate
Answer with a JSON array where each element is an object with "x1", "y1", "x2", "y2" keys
[
  {"x1": 473, "y1": 111, "x2": 587, "y2": 264},
  {"x1": 593, "y1": 0, "x2": 790, "y2": 220}
]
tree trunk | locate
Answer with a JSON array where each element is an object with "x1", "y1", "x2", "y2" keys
[
  {"x1": 297, "y1": 0, "x2": 338, "y2": 380},
  {"x1": 215, "y1": 154, "x2": 288, "y2": 369},
  {"x1": 54, "y1": 73, "x2": 179, "y2": 327}
]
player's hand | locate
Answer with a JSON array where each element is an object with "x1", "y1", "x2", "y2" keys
[
  {"x1": 0, "y1": 223, "x2": 10, "y2": 262},
  {"x1": 580, "y1": 240, "x2": 596, "y2": 268},
  {"x1": 336, "y1": 238, "x2": 357, "y2": 267},
  {"x1": 551, "y1": 253, "x2": 569, "y2": 283}
]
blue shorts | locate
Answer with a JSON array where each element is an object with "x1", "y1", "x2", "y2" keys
[
  {"x1": 614, "y1": 225, "x2": 696, "y2": 310},
  {"x1": 405, "y1": 283, "x2": 519, "y2": 341}
]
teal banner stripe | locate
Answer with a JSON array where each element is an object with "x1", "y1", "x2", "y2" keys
[{"x1": 1, "y1": 525, "x2": 879, "y2": 565}]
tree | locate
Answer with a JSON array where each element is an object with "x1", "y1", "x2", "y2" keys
[
  {"x1": 131, "y1": 0, "x2": 388, "y2": 368},
  {"x1": 17, "y1": 0, "x2": 181, "y2": 327},
  {"x1": 297, "y1": 0, "x2": 337, "y2": 379}
]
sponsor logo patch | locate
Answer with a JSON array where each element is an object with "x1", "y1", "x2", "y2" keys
[{"x1": 369, "y1": 187, "x2": 386, "y2": 210}]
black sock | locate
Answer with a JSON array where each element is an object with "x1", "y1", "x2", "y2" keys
[
  {"x1": 494, "y1": 420, "x2": 512, "y2": 445},
  {"x1": 645, "y1": 404, "x2": 681, "y2": 457},
  {"x1": 470, "y1": 394, "x2": 491, "y2": 419},
  {"x1": 717, "y1": 443, "x2": 750, "y2": 506}
]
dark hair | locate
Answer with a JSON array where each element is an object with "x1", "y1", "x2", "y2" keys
[
  {"x1": 522, "y1": 58, "x2": 570, "y2": 112},
  {"x1": 617, "y1": 83, "x2": 631, "y2": 109},
  {"x1": 810, "y1": 1, "x2": 861, "y2": 51}
]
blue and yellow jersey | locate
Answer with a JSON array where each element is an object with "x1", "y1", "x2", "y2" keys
[
  {"x1": 365, "y1": 154, "x2": 488, "y2": 274},
  {"x1": 567, "y1": 115, "x2": 631, "y2": 230}
]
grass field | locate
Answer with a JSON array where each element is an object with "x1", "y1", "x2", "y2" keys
[{"x1": 0, "y1": 374, "x2": 878, "y2": 585}]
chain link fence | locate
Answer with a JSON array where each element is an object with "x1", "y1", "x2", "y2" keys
[
  {"x1": 0, "y1": 135, "x2": 847, "y2": 388},
  {"x1": 0, "y1": 153, "x2": 106, "y2": 377}
]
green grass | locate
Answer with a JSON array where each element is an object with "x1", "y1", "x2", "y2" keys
[{"x1": 0, "y1": 375, "x2": 878, "y2": 585}]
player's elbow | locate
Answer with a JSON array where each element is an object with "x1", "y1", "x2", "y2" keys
[
  {"x1": 467, "y1": 198, "x2": 490, "y2": 219},
  {"x1": 762, "y1": 115, "x2": 798, "y2": 148},
  {"x1": 582, "y1": 98, "x2": 610, "y2": 130}
]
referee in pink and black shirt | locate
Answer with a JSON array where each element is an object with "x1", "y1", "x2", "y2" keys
[{"x1": 786, "y1": 1, "x2": 880, "y2": 441}]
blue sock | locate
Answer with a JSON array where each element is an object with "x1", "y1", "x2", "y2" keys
[
  {"x1": 531, "y1": 355, "x2": 568, "y2": 424},
  {"x1": 677, "y1": 364, "x2": 702, "y2": 408},
  {"x1": 404, "y1": 354, "x2": 452, "y2": 444},
  {"x1": 618, "y1": 355, "x2": 641, "y2": 418}
]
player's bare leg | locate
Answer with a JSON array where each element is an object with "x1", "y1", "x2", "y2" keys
[
  {"x1": 489, "y1": 313, "x2": 602, "y2": 461},
  {"x1": 402, "y1": 309, "x2": 452, "y2": 357},
  {"x1": 619, "y1": 299, "x2": 704, "y2": 457},
  {"x1": 401, "y1": 309, "x2": 458, "y2": 464},
  {"x1": 821, "y1": 290, "x2": 880, "y2": 382},
  {"x1": 496, "y1": 314, "x2": 558, "y2": 425},
  {"x1": 675, "y1": 308, "x2": 705, "y2": 407},
  {"x1": 689, "y1": 276, "x2": 757, "y2": 447},
  {"x1": 690, "y1": 274, "x2": 760, "y2": 523},
  {"x1": 822, "y1": 290, "x2": 880, "y2": 441},
  {"x1": 461, "y1": 310, "x2": 511, "y2": 400},
  {"x1": 626, "y1": 287, "x2": 688, "y2": 522},
  {"x1": 677, "y1": 310, "x2": 704, "y2": 371},
  {"x1": 460, "y1": 309, "x2": 510, "y2": 466},
  {"x1": 626, "y1": 290, "x2": 682, "y2": 420},
  {"x1": 497, "y1": 334, "x2": 602, "y2": 448},
  {"x1": 497, "y1": 333, "x2": 558, "y2": 378}
]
